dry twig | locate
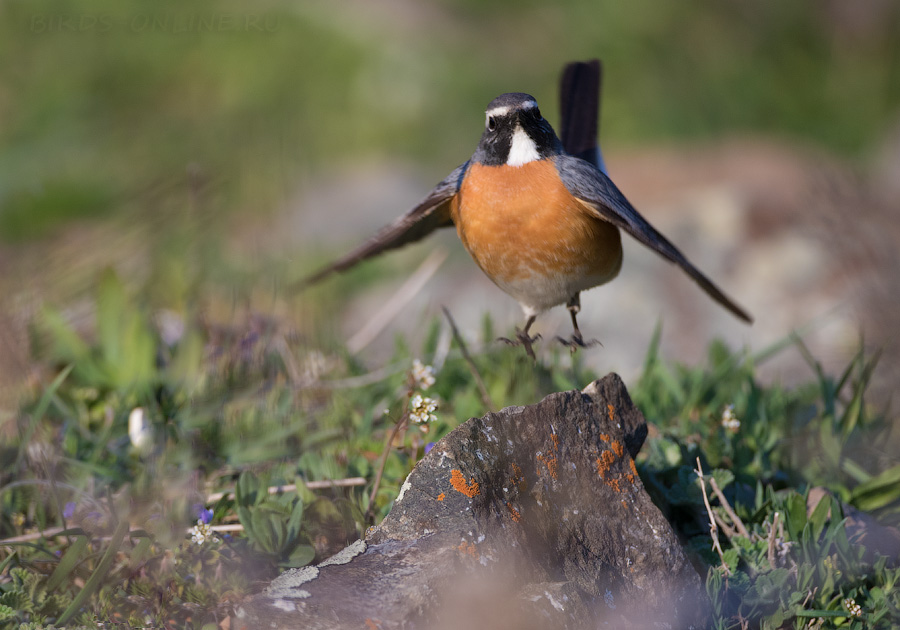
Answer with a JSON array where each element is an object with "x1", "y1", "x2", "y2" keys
[
  {"x1": 365, "y1": 414, "x2": 409, "y2": 525},
  {"x1": 695, "y1": 457, "x2": 730, "y2": 575},
  {"x1": 767, "y1": 511, "x2": 781, "y2": 569},
  {"x1": 206, "y1": 478, "x2": 366, "y2": 503},
  {"x1": 709, "y1": 475, "x2": 750, "y2": 539}
]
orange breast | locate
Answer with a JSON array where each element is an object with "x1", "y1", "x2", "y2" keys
[{"x1": 450, "y1": 160, "x2": 622, "y2": 311}]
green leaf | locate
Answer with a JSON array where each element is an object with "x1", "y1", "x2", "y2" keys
[
  {"x1": 849, "y1": 463, "x2": 900, "y2": 512},
  {"x1": 286, "y1": 497, "x2": 305, "y2": 545},
  {"x1": 45, "y1": 535, "x2": 89, "y2": 592},
  {"x1": 0, "y1": 603, "x2": 16, "y2": 620},
  {"x1": 783, "y1": 492, "x2": 808, "y2": 542},
  {"x1": 250, "y1": 508, "x2": 280, "y2": 554},
  {"x1": 808, "y1": 491, "x2": 832, "y2": 540},
  {"x1": 283, "y1": 544, "x2": 315, "y2": 568},
  {"x1": 97, "y1": 268, "x2": 127, "y2": 372},
  {"x1": 711, "y1": 468, "x2": 735, "y2": 491},
  {"x1": 236, "y1": 505, "x2": 255, "y2": 541},
  {"x1": 236, "y1": 471, "x2": 263, "y2": 508}
]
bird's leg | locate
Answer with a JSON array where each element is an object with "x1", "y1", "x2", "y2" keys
[
  {"x1": 558, "y1": 294, "x2": 601, "y2": 352},
  {"x1": 499, "y1": 315, "x2": 541, "y2": 360}
]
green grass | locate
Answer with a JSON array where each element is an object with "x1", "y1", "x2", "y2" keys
[{"x1": 1, "y1": 270, "x2": 898, "y2": 628}]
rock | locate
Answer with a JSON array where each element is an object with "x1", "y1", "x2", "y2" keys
[{"x1": 235, "y1": 374, "x2": 709, "y2": 629}]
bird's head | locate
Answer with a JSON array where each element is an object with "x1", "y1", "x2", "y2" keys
[{"x1": 473, "y1": 93, "x2": 563, "y2": 167}]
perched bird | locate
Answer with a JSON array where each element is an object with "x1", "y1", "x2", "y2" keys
[{"x1": 302, "y1": 61, "x2": 752, "y2": 358}]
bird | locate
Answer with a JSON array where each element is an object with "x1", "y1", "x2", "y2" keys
[{"x1": 301, "y1": 61, "x2": 752, "y2": 358}]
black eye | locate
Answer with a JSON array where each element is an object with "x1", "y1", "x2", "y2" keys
[{"x1": 488, "y1": 116, "x2": 496, "y2": 131}]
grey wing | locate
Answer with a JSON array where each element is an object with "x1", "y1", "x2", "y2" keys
[
  {"x1": 556, "y1": 155, "x2": 753, "y2": 323},
  {"x1": 300, "y1": 162, "x2": 468, "y2": 287}
]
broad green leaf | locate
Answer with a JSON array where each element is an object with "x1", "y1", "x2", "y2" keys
[
  {"x1": 236, "y1": 471, "x2": 262, "y2": 508},
  {"x1": 282, "y1": 544, "x2": 315, "y2": 568}
]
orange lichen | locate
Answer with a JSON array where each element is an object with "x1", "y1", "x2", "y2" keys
[
  {"x1": 626, "y1": 458, "x2": 638, "y2": 483},
  {"x1": 509, "y1": 462, "x2": 526, "y2": 490},
  {"x1": 450, "y1": 469, "x2": 480, "y2": 498},
  {"x1": 595, "y1": 450, "x2": 616, "y2": 479},
  {"x1": 621, "y1": 500, "x2": 628, "y2": 509},
  {"x1": 607, "y1": 403, "x2": 615, "y2": 421},
  {"x1": 506, "y1": 502, "x2": 521, "y2": 522},
  {"x1": 365, "y1": 619, "x2": 381, "y2": 630},
  {"x1": 612, "y1": 440, "x2": 624, "y2": 458},
  {"x1": 457, "y1": 540, "x2": 477, "y2": 558},
  {"x1": 598, "y1": 433, "x2": 610, "y2": 442},
  {"x1": 551, "y1": 433, "x2": 559, "y2": 451},
  {"x1": 437, "y1": 492, "x2": 445, "y2": 501},
  {"x1": 537, "y1": 452, "x2": 558, "y2": 480}
]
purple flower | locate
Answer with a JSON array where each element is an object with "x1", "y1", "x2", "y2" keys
[
  {"x1": 63, "y1": 502, "x2": 76, "y2": 520},
  {"x1": 425, "y1": 442, "x2": 436, "y2": 455},
  {"x1": 193, "y1": 503, "x2": 213, "y2": 524}
]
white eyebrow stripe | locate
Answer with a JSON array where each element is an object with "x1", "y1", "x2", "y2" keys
[{"x1": 485, "y1": 100, "x2": 538, "y2": 118}]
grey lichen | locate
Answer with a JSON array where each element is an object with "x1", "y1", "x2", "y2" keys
[
  {"x1": 264, "y1": 566, "x2": 319, "y2": 599},
  {"x1": 318, "y1": 539, "x2": 367, "y2": 568}
]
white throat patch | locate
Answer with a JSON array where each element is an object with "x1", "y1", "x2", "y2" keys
[{"x1": 507, "y1": 125, "x2": 539, "y2": 167}]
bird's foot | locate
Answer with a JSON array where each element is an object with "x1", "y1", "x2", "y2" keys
[
  {"x1": 556, "y1": 332, "x2": 601, "y2": 354},
  {"x1": 498, "y1": 330, "x2": 542, "y2": 360}
]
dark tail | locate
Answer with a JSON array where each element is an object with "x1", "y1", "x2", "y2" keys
[{"x1": 558, "y1": 59, "x2": 605, "y2": 171}]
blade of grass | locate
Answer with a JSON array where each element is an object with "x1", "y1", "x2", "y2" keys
[
  {"x1": 46, "y1": 535, "x2": 89, "y2": 591},
  {"x1": 57, "y1": 516, "x2": 129, "y2": 626}
]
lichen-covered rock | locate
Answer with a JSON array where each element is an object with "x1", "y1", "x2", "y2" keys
[{"x1": 235, "y1": 374, "x2": 708, "y2": 629}]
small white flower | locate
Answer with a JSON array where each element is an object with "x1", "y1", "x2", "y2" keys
[
  {"x1": 190, "y1": 520, "x2": 219, "y2": 545},
  {"x1": 721, "y1": 404, "x2": 741, "y2": 431},
  {"x1": 842, "y1": 598, "x2": 862, "y2": 617},
  {"x1": 411, "y1": 359, "x2": 436, "y2": 390},
  {"x1": 128, "y1": 407, "x2": 153, "y2": 453},
  {"x1": 409, "y1": 394, "x2": 438, "y2": 425}
]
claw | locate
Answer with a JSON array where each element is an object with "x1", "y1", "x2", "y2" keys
[
  {"x1": 556, "y1": 333, "x2": 601, "y2": 354},
  {"x1": 499, "y1": 329, "x2": 542, "y2": 360}
]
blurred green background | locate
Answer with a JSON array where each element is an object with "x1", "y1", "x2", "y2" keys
[
  {"x1": 1, "y1": 0, "x2": 898, "y2": 391},
  {"x1": 2, "y1": 0, "x2": 898, "y2": 237}
]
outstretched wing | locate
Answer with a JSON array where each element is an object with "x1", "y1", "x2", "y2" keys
[
  {"x1": 556, "y1": 154, "x2": 753, "y2": 323},
  {"x1": 299, "y1": 162, "x2": 469, "y2": 287}
]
